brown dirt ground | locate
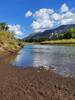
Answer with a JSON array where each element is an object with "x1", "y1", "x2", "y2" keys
[{"x1": 0, "y1": 54, "x2": 75, "y2": 100}]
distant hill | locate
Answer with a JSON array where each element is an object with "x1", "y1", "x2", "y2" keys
[{"x1": 24, "y1": 24, "x2": 75, "y2": 42}]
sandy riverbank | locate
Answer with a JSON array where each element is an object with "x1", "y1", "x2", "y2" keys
[{"x1": 0, "y1": 53, "x2": 75, "y2": 100}]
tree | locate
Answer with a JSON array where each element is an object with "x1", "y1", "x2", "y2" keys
[
  {"x1": 70, "y1": 28, "x2": 75, "y2": 38},
  {"x1": 63, "y1": 27, "x2": 75, "y2": 39},
  {"x1": 58, "y1": 33, "x2": 64, "y2": 39},
  {"x1": 64, "y1": 32, "x2": 72, "y2": 39},
  {"x1": 51, "y1": 33, "x2": 58, "y2": 40},
  {"x1": 0, "y1": 22, "x2": 9, "y2": 30}
]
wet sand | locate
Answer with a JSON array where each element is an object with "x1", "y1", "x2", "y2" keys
[{"x1": 0, "y1": 53, "x2": 75, "y2": 100}]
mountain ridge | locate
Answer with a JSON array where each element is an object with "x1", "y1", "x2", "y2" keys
[{"x1": 24, "y1": 24, "x2": 75, "y2": 41}]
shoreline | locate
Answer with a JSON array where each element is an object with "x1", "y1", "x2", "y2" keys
[
  {"x1": 0, "y1": 46, "x2": 75, "y2": 100},
  {"x1": 0, "y1": 53, "x2": 75, "y2": 100},
  {"x1": 41, "y1": 39, "x2": 75, "y2": 45}
]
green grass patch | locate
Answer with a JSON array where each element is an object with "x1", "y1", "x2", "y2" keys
[{"x1": 41, "y1": 39, "x2": 75, "y2": 45}]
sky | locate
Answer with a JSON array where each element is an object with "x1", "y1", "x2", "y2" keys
[{"x1": 0, "y1": 0, "x2": 75, "y2": 38}]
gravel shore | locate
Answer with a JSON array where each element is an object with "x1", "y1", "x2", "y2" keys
[{"x1": 0, "y1": 54, "x2": 75, "y2": 100}]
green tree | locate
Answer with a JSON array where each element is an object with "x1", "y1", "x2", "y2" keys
[
  {"x1": 58, "y1": 33, "x2": 64, "y2": 39},
  {"x1": 63, "y1": 27, "x2": 75, "y2": 39},
  {"x1": 0, "y1": 22, "x2": 9, "y2": 30},
  {"x1": 64, "y1": 29, "x2": 73, "y2": 39},
  {"x1": 70, "y1": 28, "x2": 75, "y2": 38}
]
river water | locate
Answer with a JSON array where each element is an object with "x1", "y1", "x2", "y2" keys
[{"x1": 12, "y1": 45, "x2": 75, "y2": 76}]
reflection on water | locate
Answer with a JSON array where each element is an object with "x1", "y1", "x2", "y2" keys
[
  {"x1": 0, "y1": 54, "x2": 16, "y2": 65},
  {"x1": 12, "y1": 45, "x2": 75, "y2": 76}
]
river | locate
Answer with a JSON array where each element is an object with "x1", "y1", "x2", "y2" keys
[{"x1": 11, "y1": 45, "x2": 75, "y2": 76}]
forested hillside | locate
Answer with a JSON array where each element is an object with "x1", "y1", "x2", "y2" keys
[{"x1": 24, "y1": 24, "x2": 75, "y2": 42}]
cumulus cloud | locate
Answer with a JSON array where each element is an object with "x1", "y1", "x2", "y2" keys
[
  {"x1": 25, "y1": 11, "x2": 33, "y2": 18},
  {"x1": 8, "y1": 24, "x2": 23, "y2": 35},
  {"x1": 33, "y1": 8, "x2": 54, "y2": 18},
  {"x1": 60, "y1": 3, "x2": 69, "y2": 13},
  {"x1": 60, "y1": 11, "x2": 75, "y2": 25},
  {"x1": 25, "y1": 3, "x2": 75, "y2": 32},
  {"x1": 51, "y1": 13, "x2": 61, "y2": 21},
  {"x1": 31, "y1": 8, "x2": 54, "y2": 32}
]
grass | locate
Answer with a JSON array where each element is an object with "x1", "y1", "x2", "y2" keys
[
  {"x1": 41, "y1": 39, "x2": 75, "y2": 45},
  {"x1": 0, "y1": 30, "x2": 24, "y2": 51}
]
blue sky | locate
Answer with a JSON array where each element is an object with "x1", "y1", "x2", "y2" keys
[{"x1": 0, "y1": 0, "x2": 75, "y2": 38}]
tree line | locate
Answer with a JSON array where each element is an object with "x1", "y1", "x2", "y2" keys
[
  {"x1": 50, "y1": 28, "x2": 75, "y2": 40},
  {"x1": 26, "y1": 27, "x2": 75, "y2": 42}
]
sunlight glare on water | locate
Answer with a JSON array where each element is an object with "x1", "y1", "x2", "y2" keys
[{"x1": 12, "y1": 45, "x2": 75, "y2": 76}]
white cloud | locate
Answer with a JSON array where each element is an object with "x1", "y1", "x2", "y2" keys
[
  {"x1": 25, "y1": 11, "x2": 33, "y2": 18},
  {"x1": 60, "y1": 3, "x2": 69, "y2": 13},
  {"x1": 60, "y1": 18, "x2": 75, "y2": 25},
  {"x1": 60, "y1": 11, "x2": 75, "y2": 25},
  {"x1": 25, "y1": 4, "x2": 75, "y2": 32},
  {"x1": 33, "y1": 8, "x2": 54, "y2": 18},
  {"x1": 8, "y1": 24, "x2": 23, "y2": 35},
  {"x1": 31, "y1": 8, "x2": 54, "y2": 32},
  {"x1": 51, "y1": 13, "x2": 61, "y2": 21},
  {"x1": 61, "y1": 11, "x2": 75, "y2": 19},
  {"x1": 31, "y1": 21, "x2": 41, "y2": 32}
]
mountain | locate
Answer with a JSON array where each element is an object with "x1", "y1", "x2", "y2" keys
[{"x1": 24, "y1": 24, "x2": 75, "y2": 42}]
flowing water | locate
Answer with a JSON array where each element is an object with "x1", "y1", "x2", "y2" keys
[{"x1": 12, "y1": 45, "x2": 75, "y2": 76}]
